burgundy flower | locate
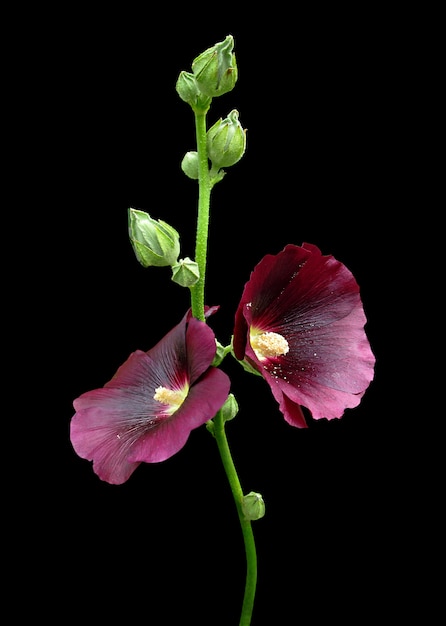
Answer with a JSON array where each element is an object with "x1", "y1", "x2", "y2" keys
[
  {"x1": 70, "y1": 310, "x2": 230, "y2": 484},
  {"x1": 233, "y1": 243, "x2": 375, "y2": 427}
]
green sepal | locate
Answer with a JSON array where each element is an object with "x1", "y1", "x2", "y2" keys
[
  {"x1": 212, "y1": 340, "x2": 231, "y2": 367},
  {"x1": 228, "y1": 336, "x2": 262, "y2": 376},
  {"x1": 171, "y1": 257, "x2": 200, "y2": 287}
]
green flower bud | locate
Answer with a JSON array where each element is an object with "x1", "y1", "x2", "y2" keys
[
  {"x1": 205, "y1": 420, "x2": 215, "y2": 437},
  {"x1": 181, "y1": 151, "x2": 199, "y2": 180},
  {"x1": 128, "y1": 208, "x2": 180, "y2": 268},
  {"x1": 171, "y1": 257, "x2": 200, "y2": 287},
  {"x1": 192, "y1": 34, "x2": 238, "y2": 98},
  {"x1": 220, "y1": 393, "x2": 239, "y2": 423},
  {"x1": 242, "y1": 492, "x2": 266, "y2": 521},
  {"x1": 176, "y1": 70, "x2": 212, "y2": 111},
  {"x1": 176, "y1": 71, "x2": 199, "y2": 104},
  {"x1": 207, "y1": 110, "x2": 246, "y2": 169}
]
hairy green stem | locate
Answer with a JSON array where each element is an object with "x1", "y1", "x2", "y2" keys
[
  {"x1": 190, "y1": 105, "x2": 257, "y2": 625},
  {"x1": 213, "y1": 411, "x2": 257, "y2": 626},
  {"x1": 190, "y1": 109, "x2": 211, "y2": 321}
]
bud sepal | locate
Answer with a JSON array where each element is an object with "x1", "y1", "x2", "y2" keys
[
  {"x1": 212, "y1": 340, "x2": 232, "y2": 367},
  {"x1": 229, "y1": 337, "x2": 263, "y2": 377},
  {"x1": 171, "y1": 257, "x2": 200, "y2": 287}
]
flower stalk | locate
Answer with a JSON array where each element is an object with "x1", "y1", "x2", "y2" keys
[
  {"x1": 190, "y1": 108, "x2": 211, "y2": 321},
  {"x1": 188, "y1": 71, "x2": 257, "y2": 624},
  {"x1": 213, "y1": 410, "x2": 257, "y2": 626}
]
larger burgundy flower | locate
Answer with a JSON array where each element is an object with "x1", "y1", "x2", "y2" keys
[
  {"x1": 70, "y1": 310, "x2": 230, "y2": 484},
  {"x1": 233, "y1": 243, "x2": 375, "y2": 427}
]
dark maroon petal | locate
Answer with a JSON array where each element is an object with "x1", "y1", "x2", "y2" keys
[
  {"x1": 233, "y1": 243, "x2": 375, "y2": 422},
  {"x1": 70, "y1": 310, "x2": 230, "y2": 484},
  {"x1": 147, "y1": 311, "x2": 218, "y2": 388},
  {"x1": 233, "y1": 303, "x2": 249, "y2": 361},
  {"x1": 264, "y1": 243, "x2": 360, "y2": 332},
  {"x1": 204, "y1": 304, "x2": 220, "y2": 318},
  {"x1": 234, "y1": 243, "x2": 330, "y2": 361},
  {"x1": 255, "y1": 367, "x2": 307, "y2": 427},
  {"x1": 186, "y1": 304, "x2": 220, "y2": 321},
  {"x1": 185, "y1": 316, "x2": 218, "y2": 383},
  {"x1": 71, "y1": 409, "x2": 142, "y2": 484},
  {"x1": 70, "y1": 350, "x2": 162, "y2": 484},
  {"x1": 128, "y1": 366, "x2": 230, "y2": 463},
  {"x1": 278, "y1": 390, "x2": 308, "y2": 428},
  {"x1": 145, "y1": 313, "x2": 190, "y2": 390},
  {"x1": 233, "y1": 245, "x2": 312, "y2": 359}
]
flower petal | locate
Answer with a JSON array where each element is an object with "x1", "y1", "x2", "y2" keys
[
  {"x1": 70, "y1": 309, "x2": 231, "y2": 484},
  {"x1": 234, "y1": 243, "x2": 375, "y2": 422},
  {"x1": 128, "y1": 367, "x2": 230, "y2": 463},
  {"x1": 185, "y1": 316, "x2": 220, "y2": 383},
  {"x1": 70, "y1": 350, "x2": 161, "y2": 484}
]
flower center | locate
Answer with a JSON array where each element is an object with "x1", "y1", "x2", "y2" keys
[
  {"x1": 250, "y1": 331, "x2": 289, "y2": 360},
  {"x1": 153, "y1": 386, "x2": 187, "y2": 414}
]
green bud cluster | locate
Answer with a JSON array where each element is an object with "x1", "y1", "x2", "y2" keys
[
  {"x1": 176, "y1": 35, "x2": 237, "y2": 111},
  {"x1": 177, "y1": 35, "x2": 245, "y2": 184}
]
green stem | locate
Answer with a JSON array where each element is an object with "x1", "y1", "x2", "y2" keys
[
  {"x1": 189, "y1": 106, "x2": 257, "y2": 625},
  {"x1": 190, "y1": 109, "x2": 211, "y2": 321},
  {"x1": 213, "y1": 411, "x2": 257, "y2": 626}
]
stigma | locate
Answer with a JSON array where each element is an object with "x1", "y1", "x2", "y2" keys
[
  {"x1": 250, "y1": 331, "x2": 289, "y2": 360},
  {"x1": 153, "y1": 386, "x2": 187, "y2": 412}
]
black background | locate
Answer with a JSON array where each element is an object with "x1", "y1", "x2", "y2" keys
[{"x1": 20, "y1": 7, "x2": 435, "y2": 625}]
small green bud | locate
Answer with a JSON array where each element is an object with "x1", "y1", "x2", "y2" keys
[
  {"x1": 205, "y1": 420, "x2": 215, "y2": 437},
  {"x1": 207, "y1": 110, "x2": 246, "y2": 169},
  {"x1": 242, "y1": 492, "x2": 266, "y2": 521},
  {"x1": 176, "y1": 71, "x2": 199, "y2": 105},
  {"x1": 192, "y1": 34, "x2": 238, "y2": 98},
  {"x1": 171, "y1": 257, "x2": 200, "y2": 287},
  {"x1": 181, "y1": 151, "x2": 199, "y2": 180},
  {"x1": 128, "y1": 208, "x2": 180, "y2": 268},
  {"x1": 220, "y1": 393, "x2": 239, "y2": 423},
  {"x1": 176, "y1": 70, "x2": 212, "y2": 111}
]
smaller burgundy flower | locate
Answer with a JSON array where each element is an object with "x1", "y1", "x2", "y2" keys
[
  {"x1": 233, "y1": 243, "x2": 376, "y2": 427},
  {"x1": 70, "y1": 310, "x2": 230, "y2": 484}
]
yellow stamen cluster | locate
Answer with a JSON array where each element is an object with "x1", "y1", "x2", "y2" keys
[
  {"x1": 153, "y1": 386, "x2": 186, "y2": 412},
  {"x1": 250, "y1": 331, "x2": 289, "y2": 360}
]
